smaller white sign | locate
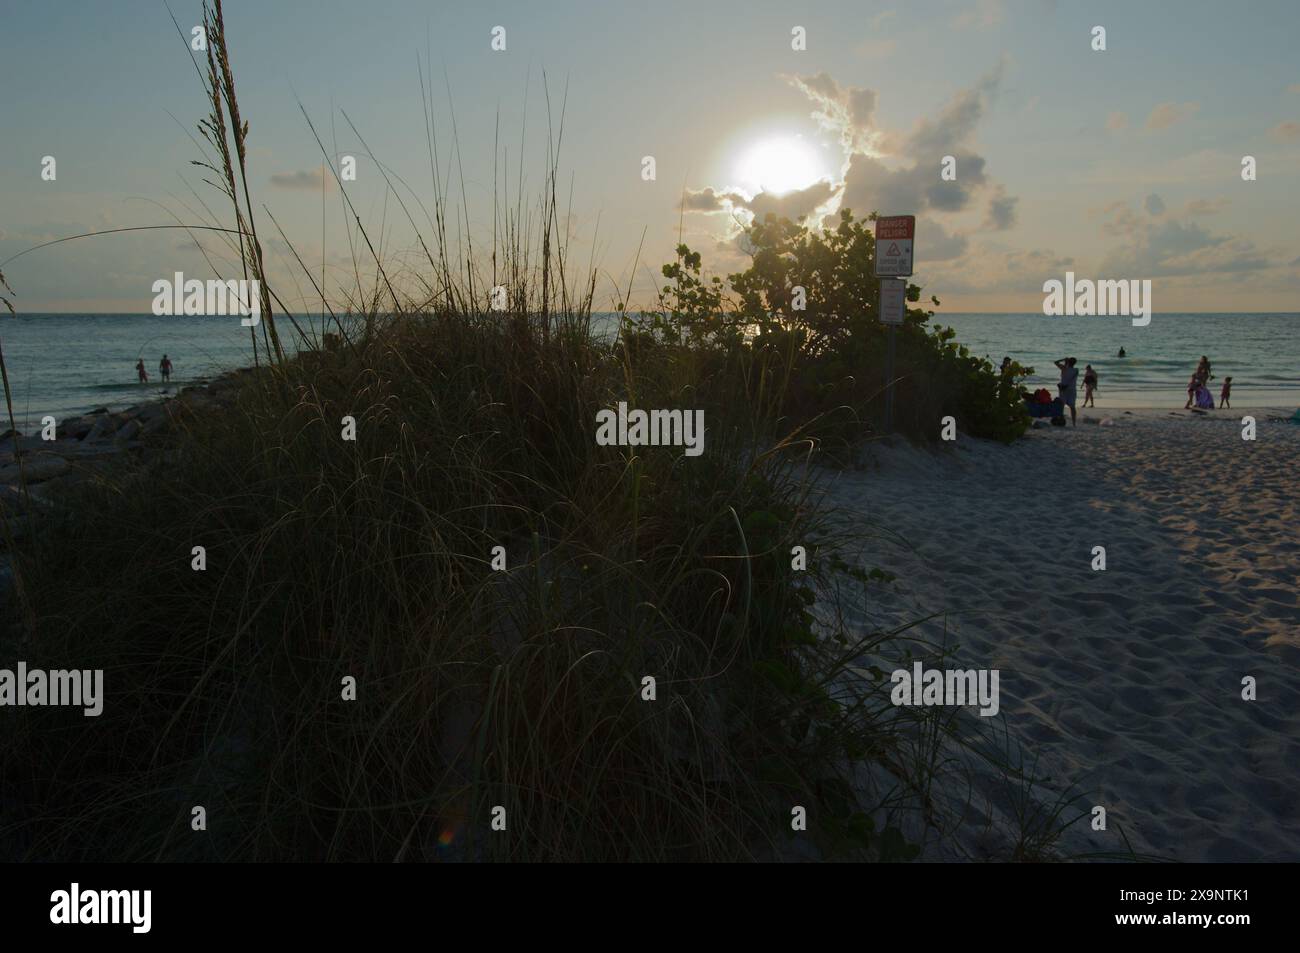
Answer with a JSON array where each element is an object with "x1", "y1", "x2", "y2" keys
[{"x1": 880, "y1": 278, "x2": 906, "y2": 325}]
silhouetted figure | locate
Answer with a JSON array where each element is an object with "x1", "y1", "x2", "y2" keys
[
  {"x1": 1053, "y1": 356, "x2": 1079, "y2": 426},
  {"x1": 160, "y1": 354, "x2": 173, "y2": 384}
]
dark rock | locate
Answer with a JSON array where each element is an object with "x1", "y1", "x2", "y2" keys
[
  {"x1": 115, "y1": 419, "x2": 143, "y2": 443},
  {"x1": 182, "y1": 395, "x2": 217, "y2": 413},
  {"x1": 141, "y1": 415, "x2": 172, "y2": 437},
  {"x1": 136, "y1": 401, "x2": 167, "y2": 419},
  {"x1": 0, "y1": 454, "x2": 70, "y2": 484},
  {"x1": 0, "y1": 482, "x2": 60, "y2": 516},
  {"x1": 86, "y1": 414, "x2": 121, "y2": 442},
  {"x1": 58, "y1": 416, "x2": 96, "y2": 440},
  {"x1": 0, "y1": 485, "x2": 31, "y2": 512}
]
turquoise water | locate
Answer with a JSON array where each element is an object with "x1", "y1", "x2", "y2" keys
[{"x1": 0, "y1": 312, "x2": 1294, "y2": 428}]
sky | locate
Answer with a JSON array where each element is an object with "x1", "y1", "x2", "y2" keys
[{"x1": 2, "y1": 0, "x2": 1299, "y2": 313}]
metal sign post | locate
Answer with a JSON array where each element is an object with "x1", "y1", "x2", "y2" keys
[
  {"x1": 885, "y1": 320, "x2": 897, "y2": 432},
  {"x1": 878, "y1": 277, "x2": 906, "y2": 433},
  {"x1": 875, "y1": 216, "x2": 915, "y2": 435}
]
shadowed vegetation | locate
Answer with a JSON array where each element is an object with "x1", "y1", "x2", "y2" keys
[{"x1": 0, "y1": 0, "x2": 1070, "y2": 863}]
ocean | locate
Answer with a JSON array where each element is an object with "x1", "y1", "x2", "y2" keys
[
  {"x1": 0, "y1": 314, "x2": 257, "y2": 428},
  {"x1": 934, "y1": 312, "x2": 1300, "y2": 409},
  {"x1": 0, "y1": 312, "x2": 1295, "y2": 428}
]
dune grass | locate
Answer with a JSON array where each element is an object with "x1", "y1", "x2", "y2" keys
[
  {"x1": 0, "y1": 314, "x2": 838, "y2": 861},
  {"x1": 0, "y1": 0, "x2": 1079, "y2": 862}
]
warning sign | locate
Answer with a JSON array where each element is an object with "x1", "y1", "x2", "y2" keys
[
  {"x1": 879, "y1": 277, "x2": 906, "y2": 325},
  {"x1": 875, "y1": 215, "x2": 915, "y2": 277}
]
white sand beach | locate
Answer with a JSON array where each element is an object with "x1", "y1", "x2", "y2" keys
[{"x1": 824, "y1": 407, "x2": 1300, "y2": 861}]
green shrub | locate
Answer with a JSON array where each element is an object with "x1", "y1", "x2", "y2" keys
[{"x1": 627, "y1": 209, "x2": 1030, "y2": 445}]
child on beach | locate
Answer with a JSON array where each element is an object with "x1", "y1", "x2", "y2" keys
[
  {"x1": 1083, "y1": 364, "x2": 1098, "y2": 408},
  {"x1": 135, "y1": 359, "x2": 149, "y2": 384},
  {"x1": 1185, "y1": 372, "x2": 1199, "y2": 409},
  {"x1": 1220, "y1": 376, "x2": 1232, "y2": 409}
]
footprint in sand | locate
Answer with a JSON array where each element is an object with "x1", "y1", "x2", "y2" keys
[
  {"x1": 1125, "y1": 641, "x2": 1166, "y2": 662},
  {"x1": 1252, "y1": 586, "x2": 1298, "y2": 607},
  {"x1": 1114, "y1": 684, "x2": 1166, "y2": 718}
]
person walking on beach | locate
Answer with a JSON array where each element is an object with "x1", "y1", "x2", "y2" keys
[
  {"x1": 135, "y1": 358, "x2": 149, "y2": 384},
  {"x1": 1220, "y1": 376, "x2": 1233, "y2": 409},
  {"x1": 1054, "y1": 356, "x2": 1079, "y2": 426},
  {"x1": 160, "y1": 354, "x2": 173, "y2": 384},
  {"x1": 1082, "y1": 364, "x2": 1098, "y2": 408}
]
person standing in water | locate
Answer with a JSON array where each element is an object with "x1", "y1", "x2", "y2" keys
[
  {"x1": 160, "y1": 354, "x2": 173, "y2": 384},
  {"x1": 135, "y1": 358, "x2": 149, "y2": 384},
  {"x1": 1083, "y1": 364, "x2": 1098, "y2": 408}
]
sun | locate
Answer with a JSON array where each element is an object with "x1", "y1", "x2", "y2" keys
[{"x1": 734, "y1": 136, "x2": 826, "y2": 196}]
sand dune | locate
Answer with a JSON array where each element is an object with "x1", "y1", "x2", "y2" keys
[{"x1": 822, "y1": 408, "x2": 1300, "y2": 861}]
